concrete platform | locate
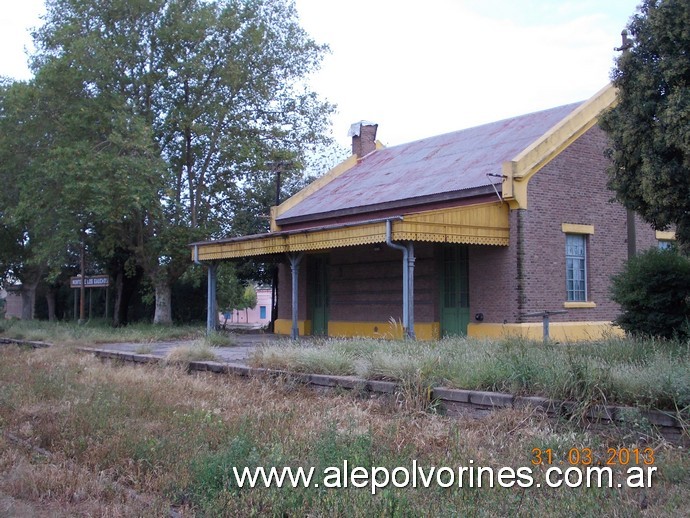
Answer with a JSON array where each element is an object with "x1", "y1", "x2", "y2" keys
[{"x1": 90, "y1": 332, "x2": 283, "y2": 364}]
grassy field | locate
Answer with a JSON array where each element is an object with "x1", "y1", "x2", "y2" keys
[
  {"x1": 2, "y1": 319, "x2": 688, "y2": 412},
  {"x1": 0, "y1": 319, "x2": 205, "y2": 346},
  {"x1": 250, "y1": 336, "x2": 690, "y2": 413},
  {"x1": 0, "y1": 344, "x2": 688, "y2": 516}
]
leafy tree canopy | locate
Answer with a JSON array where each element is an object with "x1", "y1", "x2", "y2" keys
[
  {"x1": 600, "y1": 0, "x2": 690, "y2": 250},
  {"x1": 0, "y1": 0, "x2": 335, "y2": 323}
]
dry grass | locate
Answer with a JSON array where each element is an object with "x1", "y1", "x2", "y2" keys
[
  {"x1": 164, "y1": 340, "x2": 220, "y2": 364},
  {"x1": 0, "y1": 441, "x2": 164, "y2": 517},
  {"x1": 250, "y1": 336, "x2": 690, "y2": 412},
  {"x1": 0, "y1": 319, "x2": 204, "y2": 346},
  {"x1": 0, "y1": 344, "x2": 688, "y2": 516}
]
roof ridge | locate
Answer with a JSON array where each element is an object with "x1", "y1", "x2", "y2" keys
[{"x1": 382, "y1": 101, "x2": 585, "y2": 150}]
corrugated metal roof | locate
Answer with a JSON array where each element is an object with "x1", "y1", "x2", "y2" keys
[{"x1": 278, "y1": 102, "x2": 583, "y2": 222}]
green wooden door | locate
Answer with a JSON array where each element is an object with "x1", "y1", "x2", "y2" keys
[
  {"x1": 440, "y1": 245, "x2": 470, "y2": 336},
  {"x1": 309, "y1": 255, "x2": 329, "y2": 336}
]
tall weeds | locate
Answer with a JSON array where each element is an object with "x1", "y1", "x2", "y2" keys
[{"x1": 250, "y1": 335, "x2": 690, "y2": 411}]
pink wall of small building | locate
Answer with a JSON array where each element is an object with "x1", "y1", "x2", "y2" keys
[{"x1": 222, "y1": 287, "x2": 272, "y2": 325}]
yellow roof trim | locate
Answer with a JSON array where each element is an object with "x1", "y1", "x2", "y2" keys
[
  {"x1": 193, "y1": 202, "x2": 509, "y2": 261},
  {"x1": 502, "y1": 84, "x2": 618, "y2": 209},
  {"x1": 398, "y1": 201, "x2": 509, "y2": 246}
]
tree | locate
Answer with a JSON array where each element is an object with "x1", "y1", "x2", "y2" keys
[
  {"x1": 0, "y1": 211, "x2": 24, "y2": 291},
  {"x1": 0, "y1": 67, "x2": 163, "y2": 321},
  {"x1": 215, "y1": 262, "x2": 259, "y2": 324},
  {"x1": 241, "y1": 284, "x2": 258, "y2": 321},
  {"x1": 31, "y1": 0, "x2": 335, "y2": 324},
  {"x1": 599, "y1": 0, "x2": 690, "y2": 250},
  {"x1": 0, "y1": 80, "x2": 47, "y2": 318},
  {"x1": 216, "y1": 262, "x2": 244, "y2": 319}
]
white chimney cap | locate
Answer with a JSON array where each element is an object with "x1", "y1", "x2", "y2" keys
[{"x1": 347, "y1": 120, "x2": 377, "y2": 137}]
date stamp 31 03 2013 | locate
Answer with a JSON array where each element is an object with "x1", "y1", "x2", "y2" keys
[{"x1": 531, "y1": 447, "x2": 655, "y2": 467}]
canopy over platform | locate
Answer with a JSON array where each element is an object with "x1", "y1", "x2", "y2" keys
[{"x1": 191, "y1": 201, "x2": 509, "y2": 261}]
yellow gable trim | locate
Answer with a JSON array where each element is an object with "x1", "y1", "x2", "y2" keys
[{"x1": 502, "y1": 84, "x2": 618, "y2": 209}]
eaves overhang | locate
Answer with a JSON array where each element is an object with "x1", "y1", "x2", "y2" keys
[
  {"x1": 275, "y1": 184, "x2": 499, "y2": 227},
  {"x1": 191, "y1": 201, "x2": 510, "y2": 262},
  {"x1": 501, "y1": 83, "x2": 618, "y2": 209}
]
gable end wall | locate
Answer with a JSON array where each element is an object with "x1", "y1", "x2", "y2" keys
[{"x1": 519, "y1": 125, "x2": 657, "y2": 323}]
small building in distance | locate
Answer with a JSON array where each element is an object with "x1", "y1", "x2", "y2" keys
[
  {"x1": 1, "y1": 285, "x2": 23, "y2": 320},
  {"x1": 193, "y1": 84, "x2": 669, "y2": 341},
  {"x1": 219, "y1": 286, "x2": 272, "y2": 327}
]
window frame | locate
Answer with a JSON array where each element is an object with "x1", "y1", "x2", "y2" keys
[
  {"x1": 561, "y1": 223, "x2": 595, "y2": 308},
  {"x1": 565, "y1": 233, "x2": 588, "y2": 302}
]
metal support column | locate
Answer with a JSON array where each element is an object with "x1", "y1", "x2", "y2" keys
[
  {"x1": 406, "y1": 242, "x2": 416, "y2": 339},
  {"x1": 385, "y1": 218, "x2": 415, "y2": 339},
  {"x1": 206, "y1": 262, "x2": 218, "y2": 335},
  {"x1": 288, "y1": 253, "x2": 304, "y2": 340}
]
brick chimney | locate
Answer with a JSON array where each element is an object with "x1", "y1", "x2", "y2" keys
[{"x1": 348, "y1": 121, "x2": 378, "y2": 157}]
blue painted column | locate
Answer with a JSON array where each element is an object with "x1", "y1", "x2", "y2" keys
[
  {"x1": 288, "y1": 253, "x2": 304, "y2": 340},
  {"x1": 406, "y1": 242, "x2": 416, "y2": 339},
  {"x1": 206, "y1": 262, "x2": 218, "y2": 335}
]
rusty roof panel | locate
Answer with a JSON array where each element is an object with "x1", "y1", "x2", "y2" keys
[{"x1": 278, "y1": 102, "x2": 583, "y2": 222}]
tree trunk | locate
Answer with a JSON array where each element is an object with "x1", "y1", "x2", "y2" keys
[
  {"x1": 153, "y1": 280, "x2": 173, "y2": 325},
  {"x1": 113, "y1": 271, "x2": 124, "y2": 327},
  {"x1": 45, "y1": 290, "x2": 56, "y2": 322},
  {"x1": 20, "y1": 284, "x2": 37, "y2": 320},
  {"x1": 269, "y1": 265, "x2": 278, "y2": 333}
]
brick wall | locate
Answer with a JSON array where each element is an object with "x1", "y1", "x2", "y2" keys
[
  {"x1": 517, "y1": 125, "x2": 657, "y2": 323},
  {"x1": 469, "y1": 240, "x2": 519, "y2": 325},
  {"x1": 277, "y1": 243, "x2": 438, "y2": 326},
  {"x1": 328, "y1": 243, "x2": 436, "y2": 324},
  {"x1": 276, "y1": 126, "x2": 660, "y2": 333},
  {"x1": 277, "y1": 258, "x2": 308, "y2": 321},
  {"x1": 329, "y1": 246, "x2": 402, "y2": 322}
]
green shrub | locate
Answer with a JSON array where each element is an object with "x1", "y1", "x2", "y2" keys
[{"x1": 610, "y1": 248, "x2": 690, "y2": 338}]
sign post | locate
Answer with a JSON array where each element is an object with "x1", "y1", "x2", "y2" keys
[
  {"x1": 70, "y1": 275, "x2": 111, "y2": 323},
  {"x1": 70, "y1": 275, "x2": 111, "y2": 289}
]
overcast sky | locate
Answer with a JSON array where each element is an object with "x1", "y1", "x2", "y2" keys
[{"x1": 0, "y1": 0, "x2": 641, "y2": 148}]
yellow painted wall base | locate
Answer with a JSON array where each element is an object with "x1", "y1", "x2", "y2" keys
[
  {"x1": 467, "y1": 321, "x2": 624, "y2": 342},
  {"x1": 273, "y1": 320, "x2": 440, "y2": 340},
  {"x1": 328, "y1": 321, "x2": 440, "y2": 341},
  {"x1": 274, "y1": 319, "x2": 621, "y2": 342},
  {"x1": 274, "y1": 319, "x2": 312, "y2": 337}
]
